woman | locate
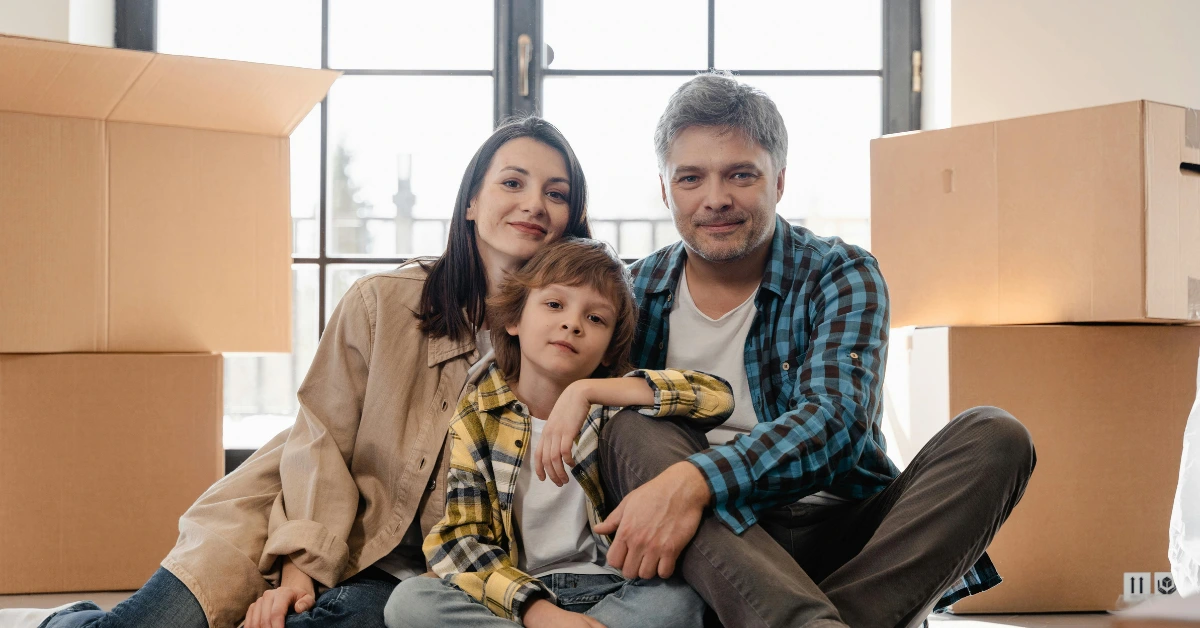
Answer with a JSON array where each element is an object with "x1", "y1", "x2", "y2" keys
[{"x1": 24, "y1": 117, "x2": 591, "y2": 628}]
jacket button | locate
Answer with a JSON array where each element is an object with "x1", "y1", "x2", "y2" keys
[{"x1": 427, "y1": 479, "x2": 437, "y2": 492}]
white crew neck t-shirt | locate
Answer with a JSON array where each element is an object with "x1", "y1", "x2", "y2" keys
[
  {"x1": 667, "y1": 269, "x2": 760, "y2": 446},
  {"x1": 513, "y1": 417, "x2": 615, "y2": 577},
  {"x1": 666, "y1": 269, "x2": 847, "y2": 507}
]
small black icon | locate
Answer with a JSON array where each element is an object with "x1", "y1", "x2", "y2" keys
[{"x1": 1158, "y1": 576, "x2": 1177, "y2": 595}]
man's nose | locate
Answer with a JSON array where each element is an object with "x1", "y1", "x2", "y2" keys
[{"x1": 702, "y1": 178, "x2": 733, "y2": 211}]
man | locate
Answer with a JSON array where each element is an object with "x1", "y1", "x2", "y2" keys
[{"x1": 592, "y1": 71, "x2": 1037, "y2": 628}]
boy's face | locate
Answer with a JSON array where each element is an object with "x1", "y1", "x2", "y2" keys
[{"x1": 506, "y1": 283, "x2": 617, "y2": 386}]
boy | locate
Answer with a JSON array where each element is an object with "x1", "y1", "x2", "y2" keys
[{"x1": 383, "y1": 238, "x2": 733, "y2": 628}]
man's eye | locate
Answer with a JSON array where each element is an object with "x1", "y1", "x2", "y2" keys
[{"x1": 679, "y1": 176, "x2": 699, "y2": 184}]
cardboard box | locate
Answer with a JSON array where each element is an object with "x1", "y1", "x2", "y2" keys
[
  {"x1": 0, "y1": 34, "x2": 338, "y2": 353},
  {"x1": 871, "y1": 100, "x2": 1200, "y2": 327},
  {"x1": 882, "y1": 325, "x2": 1200, "y2": 613},
  {"x1": 0, "y1": 353, "x2": 224, "y2": 593}
]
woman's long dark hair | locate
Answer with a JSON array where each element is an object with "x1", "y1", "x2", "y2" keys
[{"x1": 418, "y1": 117, "x2": 591, "y2": 342}]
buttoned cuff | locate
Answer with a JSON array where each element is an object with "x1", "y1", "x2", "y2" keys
[{"x1": 260, "y1": 519, "x2": 351, "y2": 588}]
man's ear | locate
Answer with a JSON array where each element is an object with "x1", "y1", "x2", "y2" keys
[
  {"x1": 660, "y1": 174, "x2": 669, "y2": 210},
  {"x1": 775, "y1": 167, "x2": 787, "y2": 203}
]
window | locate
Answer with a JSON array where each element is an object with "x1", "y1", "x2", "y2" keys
[{"x1": 148, "y1": 0, "x2": 918, "y2": 452}]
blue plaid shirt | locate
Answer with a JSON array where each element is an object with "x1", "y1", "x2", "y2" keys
[{"x1": 629, "y1": 215, "x2": 999, "y2": 609}]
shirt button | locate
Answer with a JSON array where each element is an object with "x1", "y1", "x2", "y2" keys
[
  {"x1": 658, "y1": 342, "x2": 664, "y2": 350},
  {"x1": 667, "y1": 293, "x2": 673, "y2": 302},
  {"x1": 850, "y1": 352, "x2": 859, "y2": 359},
  {"x1": 782, "y1": 361, "x2": 790, "y2": 371},
  {"x1": 515, "y1": 440, "x2": 523, "y2": 448}
]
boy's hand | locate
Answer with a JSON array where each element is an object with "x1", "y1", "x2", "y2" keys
[
  {"x1": 523, "y1": 599, "x2": 608, "y2": 628},
  {"x1": 536, "y1": 381, "x2": 592, "y2": 486}
]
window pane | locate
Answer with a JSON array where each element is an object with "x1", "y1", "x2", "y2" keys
[
  {"x1": 329, "y1": 0, "x2": 493, "y2": 70},
  {"x1": 326, "y1": 264, "x2": 401, "y2": 323},
  {"x1": 543, "y1": 0, "x2": 707, "y2": 70},
  {"x1": 223, "y1": 265, "x2": 319, "y2": 450},
  {"x1": 292, "y1": 106, "x2": 321, "y2": 257},
  {"x1": 715, "y1": 0, "x2": 882, "y2": 70},
  {"x1": 543, "y1": 76, "x2": 682, "y2": 257},
  {"x1": 157, "y1": 0, "x2": 322, "y2": 68},
  {"x1": 326, "y1": 77, "x2": 493, "y2": 257},
  {"x1": 739, "y1": 77, "x2": 879, "y2": 247}
]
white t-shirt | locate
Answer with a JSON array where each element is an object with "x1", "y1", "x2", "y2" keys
[
  {"x1": 513, "y1": 417, "x2": 615, "y2": 577},
  {"x1": 667, "y1": 268, "x2": 847, "y2": 507},
  {"x1": 667, "y1": 269, "x2": 760, "y2": 446}
]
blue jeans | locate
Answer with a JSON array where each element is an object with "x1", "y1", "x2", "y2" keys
[
  {"x1": 383, "y1": 573, "x2": 704, "y2": 628},
  {"x1": 42, "y1": 567, "x2": 399, "y2": 628}
]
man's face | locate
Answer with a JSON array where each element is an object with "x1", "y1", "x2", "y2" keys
[{"x1": 660, "y1": 126, "x2": 784, "y2": 263}]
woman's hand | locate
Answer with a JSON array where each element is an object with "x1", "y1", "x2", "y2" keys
[
  {"x1": 245, "y1": 557, "x2": 316, "y2": 628},
  {"x1": 536, "y1": 381, "x2": 593, "y2": 486},
  {"x1": 523, "y1": 599, "x2": 608, "y2": 628}
]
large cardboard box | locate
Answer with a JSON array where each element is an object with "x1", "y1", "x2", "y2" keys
[
  {"x1": 0, "y1": 34, "x2": 338, "y2": 353},
  {"x1": 0, "y1": 353, "x2": 224, "y2": 593},
  {"x1": 883, "y1": 325, "x2": 1200, "y2": 613},
  {"x1": 871, "y1": 101, "x2": 1200, "y2": 328}
]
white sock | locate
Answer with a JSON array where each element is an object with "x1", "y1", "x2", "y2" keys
[{"x1": 0, "y1": 602, "x2": 85, "y2": 628}]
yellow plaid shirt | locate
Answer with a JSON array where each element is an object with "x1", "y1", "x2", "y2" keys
[{"x1": 423, "y1": 364, "x2": 734, "y2": 623}]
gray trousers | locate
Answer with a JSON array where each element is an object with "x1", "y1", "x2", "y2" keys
[{"x1": 598, "y1": 407, "x2": 1036, "y2": 628}]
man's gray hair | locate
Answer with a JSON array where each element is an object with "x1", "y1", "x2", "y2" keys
[{"x1": 654, "y1": 70, "x2": 788, "y2": 173}]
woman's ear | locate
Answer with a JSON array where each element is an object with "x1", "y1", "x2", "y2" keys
[
  {"x1": 466, "y1": 201, "x2": 478, "y2": 221},
  {"x1": 505, "y1": 323, "x2": 519, "y2": 337}
]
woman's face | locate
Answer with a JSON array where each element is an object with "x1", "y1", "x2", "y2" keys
[{"x1": 468, "y1": 137, "x2": 572, "y2": 270}]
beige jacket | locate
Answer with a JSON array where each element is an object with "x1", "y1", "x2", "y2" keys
[{"x1": 162, "y1": 263, "x2": 481, "y2": 628}]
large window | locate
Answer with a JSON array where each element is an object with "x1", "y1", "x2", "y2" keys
[{"x1": 151, "y1": 0, "x2": 919, "y2": 452}]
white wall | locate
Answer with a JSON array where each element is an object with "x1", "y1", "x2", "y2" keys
[
  {"x1": 923, "y1": 0, "x2": 1200, "y2": 128},
  {"x1": 0, "y1": 0, "x2": 113, "y2": 46}
]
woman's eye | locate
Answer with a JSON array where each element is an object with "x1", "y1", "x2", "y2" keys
[
  {"x1": 502, "y1": 179, "x2": 520, "y2": 188},
  {"x1": 547, "y1": 190, "x2": 567, "y2": 201}
]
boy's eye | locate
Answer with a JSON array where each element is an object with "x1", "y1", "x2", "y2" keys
[
  {"x1": 587, "y1": 314, "x2": 606, "y2": 325},
  {"x1": 546, "y1": 300, "x2": 562, "y2": 309}
]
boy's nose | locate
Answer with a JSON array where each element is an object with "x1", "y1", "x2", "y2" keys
[{"x1": 561, "y1": 322, "x2": 581, "y2": 335}]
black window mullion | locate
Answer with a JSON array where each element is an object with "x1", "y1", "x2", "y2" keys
[
  {"x1": 499, "y1": 0, "x2": 542, "y2": 119},
  {"x1": 318, "y1": 0, "x2": 331, "y2": 336},
  {"x1": 883, "y1": 0, "x2": 922, "y2": 134}
]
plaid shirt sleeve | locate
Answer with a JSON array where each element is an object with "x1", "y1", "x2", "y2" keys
[
  {"x1": 627, "y1": 369, "x2": 734, "y2": 431},
  {"x1": 686, "y1": 255, "x2": 890, "y2": 534},
  {"x1": 423, "y1": 412, "x2": 551, "y2": 623}
]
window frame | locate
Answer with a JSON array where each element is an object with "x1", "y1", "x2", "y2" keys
[{"x1": 125, "y1": 0, "x2": 919, "y2": 469}]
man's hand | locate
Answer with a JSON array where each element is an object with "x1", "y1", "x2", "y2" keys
[
  {"x1": 593, "y1": 461, "x2": 711, "y2": 579},
  {"x1": 523, "y1": 599, "x2": 608, "y2": 628},
  {"x1": 245, "y1": 557, "x2": 316, "y2": 628}
]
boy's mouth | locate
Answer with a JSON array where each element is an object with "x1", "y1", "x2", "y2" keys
[{"x1": 550, "y1": 340, "x2": 578, "y2": 354}]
